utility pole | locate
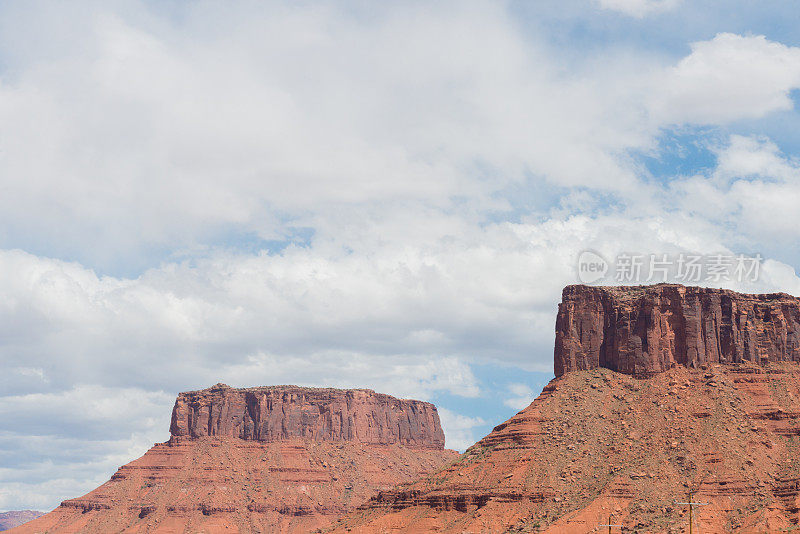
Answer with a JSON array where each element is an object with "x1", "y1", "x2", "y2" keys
[
  {"x1": 596, "y1": 515, "x2": 623, "y2": 533},
  {"x1": 675, "y1": 492, "x2": 708, "y2": 534}
]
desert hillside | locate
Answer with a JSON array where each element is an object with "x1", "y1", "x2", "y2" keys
[
  {"x1": 333, "y1": 363, "x2": 800, "y2": 533},
  {"x1": 10, "y1": 385, "x2": 457, "y2": 534},
  {"x1": 332, "y1": 284, "x2": 800, "y2": 533}
]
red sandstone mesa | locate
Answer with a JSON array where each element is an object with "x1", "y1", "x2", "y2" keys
[
  {"x1": 10, "y1": 385, "x2": 455, "y2": 534},
  {"x1": 170, "y1": 383, "x2": 445, "y2": 448},
  {"x1": 332, "y1": 284, "x2": 800, "y2": 533},
  {"x1": 555, "y1": 283, "x2": 800, "y2": 377}
]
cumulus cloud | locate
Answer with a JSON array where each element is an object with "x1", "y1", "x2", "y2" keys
[
  {"x1": 671, "y1": 135, "x2": 800, "y2": 243},
  {"x1": 1, "y1": 0, "x2": 633, "y2": 267},
  {"x1": 10, "y1": 5, "x2": 800, "y2": 270},
  {"x1": 437, "y1": 408, "x2": 487, "y2": 452},
  {"x1": 652, "y1": 33, "x2": 800, "y2": 124},
  {"x1": 503, "y1": 383, "x2": 538, "y2": 411}
]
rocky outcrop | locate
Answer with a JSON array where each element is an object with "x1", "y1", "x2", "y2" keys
[
  {"x1": 11, "y1": 386, "x2": 456, "y2": 534},
  {"x1": 555, "y1": 284, "x2": 800, "y2": 377},
  {"x1": 169, "y1": 384, "x2": 445, "y2": 449},
  {"x1": 332, "y1": 364, "x2": 800, "y2": 533},
  {"x1": 330, "y1": 284, "x2": 800, "y2": 534}
]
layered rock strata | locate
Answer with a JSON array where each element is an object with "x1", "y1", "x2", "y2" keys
[
  {"x1": 331, "y1": 285, "x2": 800, "y2": 533},
  {"x1": 555, "y1": 284, "x2": 800, "y2": 377},
  {"x1": 170, "y1": 383, "x2": 445, "y2": 448},
  {"x1": 333, "y1": 364, "x2": 800, "y2": 533},
  {"x1": 10, "y1": 385, "x2": 455, "y2": 534}
]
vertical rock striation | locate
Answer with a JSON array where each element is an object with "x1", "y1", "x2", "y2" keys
[
  {"x1": 169, "y1": 384, "x2": 445, "y2": 448},
  {"x1": 555, "y1": 284, "x2": 800, "y2": 377},
  {"x1": 325, "y1": 284, "x2": 800, "y2": 533}
]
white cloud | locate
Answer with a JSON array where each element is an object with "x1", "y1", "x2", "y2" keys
[
  {"x1": 0, "y1": 386, "x2": 172, "y2": 511},
  {"x1": 0, "y1": 385, "x2": 172, "y2": 444},
  {"x1": 652, "y1": 33, "x2": 800, "y2": 124},
  {"x1": 0, "y1": 5, "x2": 794, "y2": 273},
  {"x1": 671, "y1": 135, "x2": 800, "y2": 242},
  {"x1": 596, "y1": 0, "x2": 681, "y2": 18},
  {"x1": 503, "y1": 383, "x2": 537, "y2": 411},
  {"x1": 715, "y1": 135, "x2": 797, "y2": 180},
  {"x1": 437, "y1": 408, "x2": 486, "y2": 452},
  {"x1": 7, "y1": 4, "x2": 784, "y2": 270},
  {"x1": 219, "y1": 352, "x2": 482, "y2": 401}
]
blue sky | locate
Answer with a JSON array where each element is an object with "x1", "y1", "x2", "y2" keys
[{"x1": 1, "y1": 0, "x2": 800, "y2": 511}]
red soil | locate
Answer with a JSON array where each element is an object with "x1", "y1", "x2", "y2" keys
[{"x1": 332, "y1": 364, "x2": 800, "y2": 533}]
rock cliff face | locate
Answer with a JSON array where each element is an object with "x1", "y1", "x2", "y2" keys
[
  {"x1": 169, "y1": 384, "x2": 445, "y2": 448},
  {"x1": 331, "y1": 285, "x2": 800, "y2": 534},
  {"x1": 10, "y1": 385, "x2": 455, "y2": 534},
  {"x1": 555, "y1": 284, "x2": 800, "y2": 377}
]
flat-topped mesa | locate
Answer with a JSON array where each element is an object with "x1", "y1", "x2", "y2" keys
[
  {"x1": 169, "y1": 384, "x2": 445, "y2": 448},
  {"x1": 555, "y1": 283, "x2": 800, "y2": 377},
  {"x1": 16, "y1": 385, "x2": 457, "y2": 534}
]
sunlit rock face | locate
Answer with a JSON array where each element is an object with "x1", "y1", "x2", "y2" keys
[
  {"x1": 169, "y1": 383, "x2": 446, "y2": 448},
  {"x1": 330, "y1": 285, "x2": 800, "y2": 534},
  {"x1": 555, "y1": 284, "x2": 800, "y2": 377}
]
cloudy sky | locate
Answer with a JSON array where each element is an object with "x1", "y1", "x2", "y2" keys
[{"x1": 2, "y1": 0, "x2": 800, "y2": 512}]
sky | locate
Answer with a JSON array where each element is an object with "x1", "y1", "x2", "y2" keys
[{"x1": 1, "y1": 0, "x2": 800, "y2": 512}]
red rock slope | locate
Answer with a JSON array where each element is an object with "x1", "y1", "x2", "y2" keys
[
  {"x1": 10, "y1": 384, "x2": 456, "y2": 534},
  {"x1": 333, "y1": 285, "x2": 800, "y2": 534}
]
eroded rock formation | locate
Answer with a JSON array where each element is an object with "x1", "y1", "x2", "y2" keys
[
  {"x1": 170, "y1": 384, "x2": 445, "y2": 448},
  {"x1": 333, "y1": 364, "x2": 800, "y2": 533},
  {"x1": 11, "y1": 385, "x2": 455, "y2": 534},
  {"x1": 555, "y1": 284, "x2": 800, "y2": 377},
  {"x1": 331, "y1": 285, "x2": 800, "y2": 533}
]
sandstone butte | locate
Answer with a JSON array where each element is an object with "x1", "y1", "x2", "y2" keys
[
  {"x1": 332, "y1": 284, "x2": 800, "y2": 533},
  {"x1": 555, "y1": 284, "x2": 800, "y2": 377},
  {"x1": 9, "y1": 385, "x2": 457, "y2": 534}
]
